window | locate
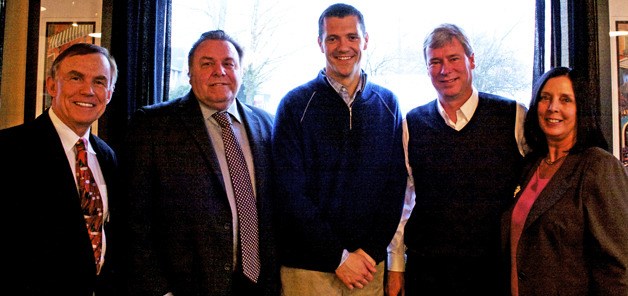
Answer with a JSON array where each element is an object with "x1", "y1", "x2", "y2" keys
[{"x1": 170, "y1": 0, "x2": 535, "y2": 115}]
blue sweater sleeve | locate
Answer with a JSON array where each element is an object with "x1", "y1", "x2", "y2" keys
[{"x1": 272, "y1": 92, "x2": 346, "y2": 271}]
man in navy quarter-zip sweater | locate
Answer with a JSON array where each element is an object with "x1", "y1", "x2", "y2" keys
[{"x1": 272, "y1": 3, "x2": 406, "y2": 295}]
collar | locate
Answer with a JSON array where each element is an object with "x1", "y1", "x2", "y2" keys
[
  {"x1": 322, "y1": 69, "x2": 366, "y2": 96},
  {"x1": 436, "y1": 87, "x2": 479, "y2": 124},
  {"x1": 49, "y1": 107, "x2": 95, "y2": 154},
  {"x1": 200, "y1": 99, "x2": 243, "y2": 125}
]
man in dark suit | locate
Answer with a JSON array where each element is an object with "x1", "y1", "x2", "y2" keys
[
  {"x1": 121, "y1": 30, "x2": 279, "y2": 295},
  {"x1": 0, "y1": 43, "x2": 122, "y2": 295}
]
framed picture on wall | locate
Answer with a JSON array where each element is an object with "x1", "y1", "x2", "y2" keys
[
  {"x1": 0, "y1": 0, "x2": 5, "y2": 92},
  {"x1": 616, "y1": 21, "x2": 628, "y2": 166},
  {"x1": 42, "y1": 21, "x2": 96, "y2": 112}
]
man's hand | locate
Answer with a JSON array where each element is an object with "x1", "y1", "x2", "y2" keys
[
  {"x1": 335, "y1": 249, "x2": 377, "y2": 289},
  {"x1": 354, "y1": 248, "x2": 376, "y2": 266},
  {"x1": 386, "y1": 271, "x2": 405, "y2": 296}
]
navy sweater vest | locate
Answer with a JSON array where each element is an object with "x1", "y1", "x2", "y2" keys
[{"x1": 404, "y1": 93, "x2": 523, "y2": 259}]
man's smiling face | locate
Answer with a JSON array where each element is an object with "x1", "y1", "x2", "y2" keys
[
  {"x1": 189, "y1": 39, "x2": 243, "y2": 111},
  {"x1": 426, "y1": 37, "x2": 475, "y2": 102},
  {"x1": 318, "y1": 15, "x2": 368, "y2": 84}
]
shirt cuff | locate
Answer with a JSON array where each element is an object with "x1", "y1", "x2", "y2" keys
[
  {"x1": 387, "y1": 252, "x2": 407, "y2": 272},
  {"x1": 339, "y1": 249, "x2": 350, "y2": 268}
]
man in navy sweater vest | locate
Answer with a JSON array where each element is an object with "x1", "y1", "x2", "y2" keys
[{"x1": 386, "y1": 24, "x2": 527, "y2": 296}]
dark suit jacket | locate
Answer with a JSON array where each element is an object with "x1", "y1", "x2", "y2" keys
[
  {"x1": 0, "y1": 110, "x2": 122, "y2": 295},
  {"x1": 501, "y1": 147, "x2": 628, "y2": 295},
  {"x1": 122, "y1": 92, "x2": 279, "y2": 295}
]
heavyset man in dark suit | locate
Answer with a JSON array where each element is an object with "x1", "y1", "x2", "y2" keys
[
  {"x1": 0, "y1": 43, "x2": 122, "y2": 295},
  {"x1": 121, "y1": 30, "x2": 279, "y2": 295}
]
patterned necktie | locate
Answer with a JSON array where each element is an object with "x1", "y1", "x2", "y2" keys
[
  {"x1": 75, "y1": 138, "x2": 104, "y2": 274},
  {"x1": 212, "y1": 111, "x2": 261, "y2": 283}
]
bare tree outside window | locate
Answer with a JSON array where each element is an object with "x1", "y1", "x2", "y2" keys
[
  {"x1": 471, "y1": 29, "x2": 532, "y2": 100},
  {"x1": 170, "y1": 0, "x2": 535, "y2": 114}
]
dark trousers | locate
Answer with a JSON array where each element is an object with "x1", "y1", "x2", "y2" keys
[
  {"x1": 232, "y1": 270, "x2": 262, "y2": 295},
  {"x1": 405, "y1": 251, "x2": 505, "y2": 296}
]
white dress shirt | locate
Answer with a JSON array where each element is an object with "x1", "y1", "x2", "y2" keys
[
  {"x1": 49, "y1": 107, "x2": 109, "y2": 269},
  {"x1": 199, "y1": 100, "x2": 256, "y2": 267}
]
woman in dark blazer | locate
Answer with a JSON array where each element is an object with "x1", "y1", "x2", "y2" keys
[{"x1": 502, "y1": 67, "x2": 628, "y2": 295}]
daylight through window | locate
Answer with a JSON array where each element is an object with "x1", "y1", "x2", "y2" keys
[{"x1": 170, "y1": 0, "x2": 535, "y2": 115}]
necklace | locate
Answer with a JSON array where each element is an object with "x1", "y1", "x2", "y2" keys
[{"x1": 544, "y1": 153, "x2": 568, "y2": 165}]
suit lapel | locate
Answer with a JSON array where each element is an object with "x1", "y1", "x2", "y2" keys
[
  {"x1": 90, "y1": 136, "x2": 114, "y2": 183},
  {"x1": 177, "y1": 93, "x2": 226, "y2": 186},
  {"x1": 35, "y1": 113, "x2": 81, "y2": 199},
  {"x1": 523, "y1": 154, "x2": 579, "y2": 230},
  {"x1": 237, "y1": 101, "x2": 261, "y2": 159},
  {"x1": 236, "y1": 100, "x2": 267, "y2": 201}
]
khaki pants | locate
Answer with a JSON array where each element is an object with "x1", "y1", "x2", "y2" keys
[{"x1": 280, "y1": 261, "x2": 385, "y2": 296}]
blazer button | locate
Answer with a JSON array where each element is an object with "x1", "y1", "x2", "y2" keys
[
  {"x1": 224, "y1": 223, "x2": 231, "y2": 230},
  {"x1": 518, "y1": 271, "x2": 526, "y2": 281},
  {"x1": 224, "y1": 264, "x2": 232, "y2": 271}
]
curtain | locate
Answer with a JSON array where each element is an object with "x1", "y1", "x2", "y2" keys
[
  {"x1": 536, "y1": 0, "x2": 611, "y2": 149},
  {"x1": 24, "y1": 0, "x2": 41, "y2": 121},
  {"x1": 568, "y1": 0, "x2": 613, "y2": 148},
  {"x1": 533, "y1": 0, "x2": 546, "y2": 83},
  {"x1": 100, "y1": 0, "x2": 171, "y2": 150}
]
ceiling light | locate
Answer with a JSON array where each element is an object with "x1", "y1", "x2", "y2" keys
[{"x1": 610, "y1": 31, "x2": 628, "y2": 37}]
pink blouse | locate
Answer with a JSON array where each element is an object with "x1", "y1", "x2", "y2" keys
[{"x1": 510, "y1": 167, "x2": 550, "y2": 296}]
